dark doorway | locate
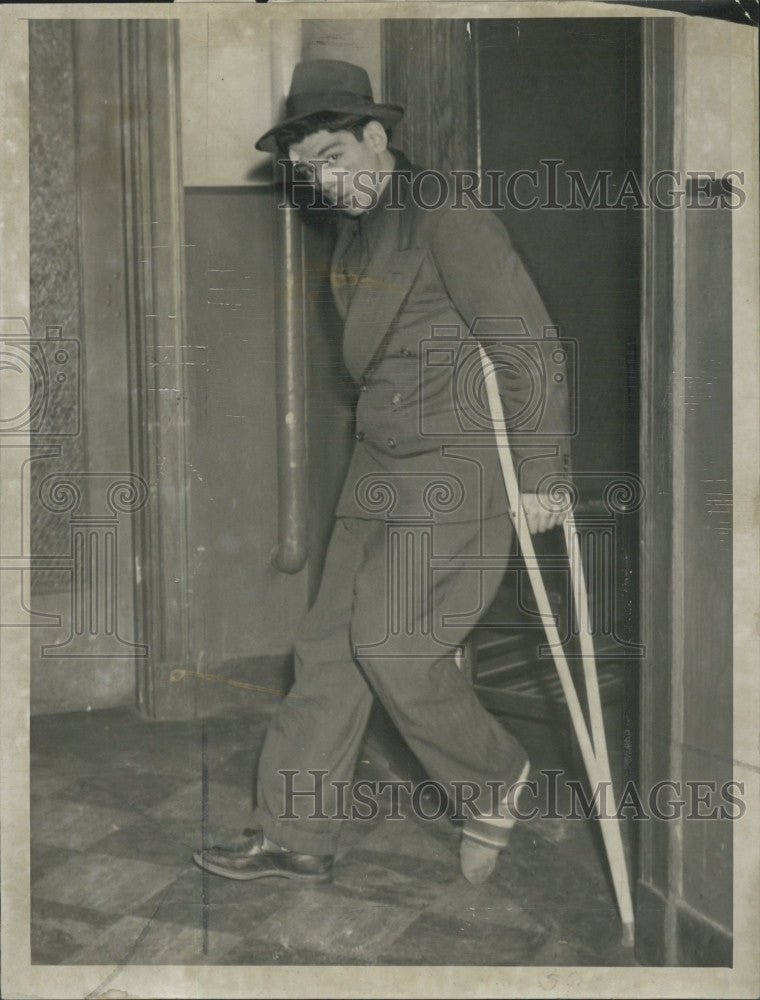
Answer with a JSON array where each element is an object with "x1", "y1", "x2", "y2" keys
[
  {"x1": 466, "y1": 12, "x2": 644, "y2": 897},
  {"x1": 471, "y1": 8, "x2": 642, "y2": 814},
  {"x1": 477, "y1": 18, "x2": 642, "y2": 485},
  {"x1": 469, "y1": 19, "x2": 643, "y2": 737}
]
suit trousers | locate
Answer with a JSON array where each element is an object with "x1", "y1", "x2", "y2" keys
[{"x1": 251, "y1": 511, "x2": 529, "y2": 855}]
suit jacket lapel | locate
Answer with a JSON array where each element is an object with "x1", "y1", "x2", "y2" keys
[
  {"x1": 338, "y1": 208, "x2": 426, "y2": 382},
  {"x1": 330, "y1": 216, "x2": 356, "y2": 321}
]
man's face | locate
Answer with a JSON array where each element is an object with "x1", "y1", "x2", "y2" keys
[{"x1": 288, "y1": 126, "x2": 385, "y2": 216}]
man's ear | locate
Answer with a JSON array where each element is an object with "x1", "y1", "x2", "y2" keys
[{"x1": 362, "y1": 119, "x2": 389, "y2": 153}]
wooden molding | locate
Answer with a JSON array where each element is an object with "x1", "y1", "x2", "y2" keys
[
  {"x1": 119, "y1": 21, "x2": 193, "y2": 720},
  {"x1": 638, "y1": 16, "x2": 677, "y2": 934},
  {"x1": 638, "y1": 18, "x2": 734, "y2": 961}
]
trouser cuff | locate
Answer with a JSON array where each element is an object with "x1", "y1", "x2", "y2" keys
[{"x1": 251, "y1": 806, "x2": 340, "y2": 856}]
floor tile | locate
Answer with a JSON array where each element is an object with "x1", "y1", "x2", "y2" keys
[
  {"x1": 30, "y1": 796, "x2": 143, "y2": 851},
  {"x1": 356, "y1": 813, "x2": 459, "y2": 870},
  {"x1": 377, "y1": 909, "x2": 547, "y2": 965},
  {"x1": 332, "y1": 811, "x2": 385, "y2": 859},
  {"x1": 32, "y1": 709, "x2": 156, "y2": 765},
  {"x1": 490, "y1": 826, "x2": 622, "y2": 953},
  {"x1": 88, "y1": 819, "x2": 202, "y2": 866},
  {"x1": 31, "y1": 841, "x2": 82, "y2": 883},
  {"x1": 528, "y1": 933, "x2": 639, "y2": 967},
  {"x1": 33, "y1": 852, "x2": 183, "y2": 912},
  {"x1": 204, "y1": 748, "x2": 260, "y2": 791},
  {"x1": 252, "y1": 892, "x2": 419, "y2": 960},
  {"x1": 335, "y1": 845, "x2": 461, "y2": 905},
  {"x1": 67, "y1": 914, "x2": 239, "y2": 965},
  {"x1": 31, "y1": 898, "x2": 120, "y2": 964},
  {"x1": 429, "y1": 876, "x2": 546, "y2": 935},
  {"x1": 29, "y1": 705, "x2": 639, "y2": 968},
  {"x1": 30, "y1": 752, "x2": 96, "y2": 798},
  {"x1": 144, "y1": 779, "x2": 254, "y2": 834},
  {"x1": 32, "y1": 709, "x2": 205, "y2": 778},
  {"x1": 133, "y1": 865, "x2": 291, "y2": 934},
  {"x1": 219, "y1": 937, "x2": 373, "y2": 966},
  {"x1": 54, "y1": 767, "x2": 190, "y2": 813},
  {"x1": 32, "y1": 913, "x2": 108, "y2": 965},
  {"x1": 32, "y1": 895, "x2": 119, "y2": 928},
  {"x1": 330, "y1": 850, "x2": 452, "y2": 909}
]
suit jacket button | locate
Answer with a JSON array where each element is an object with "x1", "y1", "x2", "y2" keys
[
  {"x1": 391, "y1": 392, "x2": 402, "y2": 405},
  {"x1": 387, "y1": 437, "x2": 396, "y2": 448},
  {"x1": 400, "y1": 348, "x2": 412, "y2": 357},
  {"x1": 355, "y1": 431, "x2": 365, "y2": 441},
  {"x1": 360, "y1": 377, "x2": 369, "y2": 392}
]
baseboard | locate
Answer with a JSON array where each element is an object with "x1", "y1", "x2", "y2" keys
[
  {"x1": 635, "y1": 880, "x2": 669, "y2": 966},
  {"x1": 676, "y1": 899, "x2": 732, "y2": 967},
  {"x1": 143, "y1": 653, "x2": 293, "y2": 721},
  {"x1": 636, "y1": 879, "x2": 732, "y2": 967},
  {"x1": 177, "y1": 654, "x2": 293, "y2": 719}
]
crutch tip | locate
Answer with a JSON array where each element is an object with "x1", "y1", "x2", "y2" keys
[{"x1": 621, "y1": 922, "x2": 635, "y2": 948}]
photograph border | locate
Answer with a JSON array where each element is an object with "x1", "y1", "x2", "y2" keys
[{"x1": 1, "y1": 2, "x2": 758, "y2": 997}]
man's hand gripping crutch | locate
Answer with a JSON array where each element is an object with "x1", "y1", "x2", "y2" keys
[{"x1": 478, "y1": 344, "x2": 635, "y2": 948}]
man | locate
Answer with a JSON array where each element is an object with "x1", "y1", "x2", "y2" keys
[{"x1": 194, "y1": 60, "x2": 572, "y2": 887}]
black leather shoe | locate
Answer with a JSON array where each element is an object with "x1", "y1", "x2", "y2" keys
[{"x1": 192, "y1": 829, "x2": 333, "y2": 883}]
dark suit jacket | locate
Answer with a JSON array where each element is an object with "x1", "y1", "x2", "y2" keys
[{"x1": 330, "y1": 152, "x2": 572, "y2": 524}]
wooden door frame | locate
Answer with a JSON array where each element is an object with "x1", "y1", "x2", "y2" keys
[
  {"x1": 637, "y1": 16, "x2": 735, "y2": 966},
  {"x1": 636, "y1": 15, "x2": 679, "y2": 965},
  {"x1": 120, "y1": 20, "x2": 194, "y2": 720}
]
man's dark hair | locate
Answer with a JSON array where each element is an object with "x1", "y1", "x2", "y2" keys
[{"x1": 275, "y1": 111, "x2": 391, "y2": 155}]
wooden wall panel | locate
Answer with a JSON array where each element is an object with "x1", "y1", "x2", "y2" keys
[
  {"x1": 383, "y1": 19, "x2": 477, "y2": 173},
  {"x1": 680, "y1": 181, "x2": 733, "y2": 941}
]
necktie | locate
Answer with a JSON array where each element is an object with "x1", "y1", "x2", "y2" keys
[{"x1": 336, "y1": 217, "x2": 367, "y2": 308}]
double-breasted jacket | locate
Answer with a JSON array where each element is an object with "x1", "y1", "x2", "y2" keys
[{"x1": 329, "y1": 152, "x2": 573, "y2": 525}]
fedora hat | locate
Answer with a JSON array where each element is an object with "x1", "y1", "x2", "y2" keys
[{"x1": 255, "y1": 59, "x2": 404, "y2": 154}]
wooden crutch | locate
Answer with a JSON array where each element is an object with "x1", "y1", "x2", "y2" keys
[{"x1": 478, "y1": 344, "x2": 636, "y2": 948}]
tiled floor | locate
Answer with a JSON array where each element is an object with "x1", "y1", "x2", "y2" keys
[{"x1": 30, "y1": 700, "x2": 639, "y2": 967}]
